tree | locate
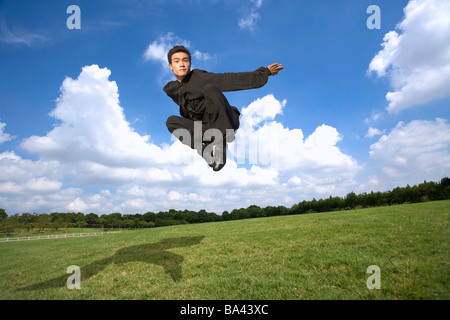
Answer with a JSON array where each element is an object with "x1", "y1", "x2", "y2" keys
[
  {"x1": 19, "y1": 213, "x2": 35, "y2": 234},
  {"x1": 0, "y1": 218, "x2": 18, "y2": 237},
  {"x1": 345, "y1": 192, "x2": 358, "y2": 209},
  {"x1": 0, "y1": 208, "x2": 7, "y2": 221},
  {"x1": 103, "y1": 213, "x2": 122, "y2": 228},
  {"x1": 51, "y1": 218, "x2": 68, "y2": 231},
  {"x1": 74, "y1": 212, "x2": 85, "y2": 224},
  {"x1": 222, "y1": 211, "x2": 231, "y2": 221},
  {"x1": 35, "y1": 214, "x2": 51, "y2": 233},
  {"x1": 143, "y1": 212, "x2": 156, "y2": 223},
  {"x1": 122, "y1": 219, "x2": 135, "y2": 229},
  {"x1": 198, "y1": 210, "x2": 218, "y2": 223},
  {"x1": 85, "y1": 213, "x2": 99, "y2": 225},
  {"x1": 137, "y1": 220, "x2": 154, "y2": 228},
  {"x1": 97, "y1": 216, "x2": 106, "y2": 229},
  {"x1": 440, "y1": 177, "x2": 450, "y2": 199},
  {"x1": 247, "y1": 205, "x2": 265, "y2": 218},
  {"x1": 76, "y1": 220, "x2": 88, "y2": 228},
  {"x1": 230, "y1": 208, "x2": 250, "y2": 220}
]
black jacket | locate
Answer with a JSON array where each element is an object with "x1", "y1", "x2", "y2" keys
[{"x1": 163, "y1": 67, "x2": 271, "y2": 120}]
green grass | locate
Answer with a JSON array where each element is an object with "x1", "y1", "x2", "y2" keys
[
  {"x1": 0, "y1": 201, "x2": 448, "y2": 300},
  {"x1": 3, "y1": 227, "x2": 116, "y2": 238}
]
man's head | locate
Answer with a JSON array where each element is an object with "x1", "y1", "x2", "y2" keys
[{"x1": 168, "y1": 46, "x2": 191, "y2": 81}]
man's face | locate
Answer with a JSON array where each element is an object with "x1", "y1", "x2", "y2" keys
[{"x1": 169, "y1": 52, "x2": 191, "y2": 81}]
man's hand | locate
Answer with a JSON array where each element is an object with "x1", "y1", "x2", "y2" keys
[{"x1": 267, "y1": 63, "x2": 284, "y2": 76}]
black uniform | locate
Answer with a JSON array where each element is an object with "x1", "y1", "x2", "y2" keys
[{"x1": 164, "y1": 67, "x2": 271, "y2": 148}]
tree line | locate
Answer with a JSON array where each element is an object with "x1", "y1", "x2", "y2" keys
[{"x1": 1, "y1": 177, "x2": 449, "y2": 237}]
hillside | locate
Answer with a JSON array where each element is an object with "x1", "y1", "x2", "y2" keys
[{"x1": 0, "y1": 200, "x2": 448, "y2": 300}]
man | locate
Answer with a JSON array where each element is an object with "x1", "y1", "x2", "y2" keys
[{"x1": 164, "y1": 45, "x2": 283, "y2": 171}]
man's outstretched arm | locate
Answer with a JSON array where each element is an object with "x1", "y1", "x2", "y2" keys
[{"x1": 198, "y1": 63, "x2": 284, "y2": 93}]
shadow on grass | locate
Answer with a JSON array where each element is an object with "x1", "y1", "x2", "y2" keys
[{"x1": 18, "y1": 236, "x2": 205, "y2": 291}]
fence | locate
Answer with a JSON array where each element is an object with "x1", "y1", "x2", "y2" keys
[{"x1": 0, "y1": 232, "x2": 119, "y2": 243}]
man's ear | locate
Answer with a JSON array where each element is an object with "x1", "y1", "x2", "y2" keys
[{"x1": 169, "y1": 64, "x2": 174, "y2": 72}]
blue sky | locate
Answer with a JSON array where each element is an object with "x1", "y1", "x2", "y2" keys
[{"x1": 1, "y1": 0, "x2": 449, "y2": 214}]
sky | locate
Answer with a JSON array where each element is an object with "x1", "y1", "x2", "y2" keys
[{"x1": 0, "y1": 0, "x2": 449, "y2": 215}]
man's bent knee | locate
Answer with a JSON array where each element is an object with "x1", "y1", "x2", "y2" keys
[{"x1": 166, "y1": 116, "x2": 180, "y2": 133}]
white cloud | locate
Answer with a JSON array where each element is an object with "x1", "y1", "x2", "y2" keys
[
  {"x1": 233, "y1": 95, "x2": 360, "y2": 176},
  {"x1": 143, "y1": 32, "x2": 190, "y2": 65},
  {"x1": 0, "y1": 17, "x2": 48, "y2": 47},
  {"x1": 239, "y1": 11, "x2": 260, "y2": 31},
  {"x1": 0, "y1": 151, "x2": 72, "y2": 212},
  {"x1": 252, "y1": 0, "x2": 263, "y2": 9},
  {"x1": 239, "y1": 0, "x2": 263, "y2": 31},
  {"x1": 24, "y1": 178, "x2": 62, "y2": 193},
  {"x1": 229, "y1": 95, "x2": 361, "y2": 203},
  {"x1": 364, "y1": 112, "x2": 383, "y2": 124},
  {"x1": 67, "y1": 197, "x2": 88, "y2": 212},
  {"x1": 0, "y1": 122, "x2": 14, "y2": 144},
  {"x1": 365, "y1": 127, "x2": 385, "y2": 138},
  {"x1": 368, "y1": 0, "x2": 450, "y2": 113},
  {"x1": 0, "y1": 182, "x2": 23, "y2": 195},
  {"x1": 1, "y1": 64, "x2": 361, "y2": 214},
  {"x1": 369, "y1": 118, "x2": 450, "y2": 187},
  {"x1": 0, "y1": 151, "x2": 62, "y2": 192},
  {"x1": 240, "y1": 94, "x2": 284, "y2": 129},
  {"x1": 143, "y1": 32, "x2": 212, "y2": 65},
  {"x1": 21, "y1": 65, "x2": 167, "y2": 168},
  {"x1": 192, "y1": 50, "x2": 211, "y2": 61}
]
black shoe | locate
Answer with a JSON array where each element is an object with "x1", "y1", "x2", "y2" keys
[{"x1": 212, "y1": 160, "x2": 226, "y2": 172}]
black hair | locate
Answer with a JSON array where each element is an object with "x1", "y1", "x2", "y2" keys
[{"x1": 168, "y1": 45, "x2": 191, "y2": 64}]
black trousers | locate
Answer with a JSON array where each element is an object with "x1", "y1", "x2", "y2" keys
[{"x1": 166, "y1": 84, "x2": 240, "y2": 150}]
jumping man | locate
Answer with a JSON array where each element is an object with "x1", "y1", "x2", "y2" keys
[{"x1": 164, "y1": 46, "x2": 283, "y2": 171}]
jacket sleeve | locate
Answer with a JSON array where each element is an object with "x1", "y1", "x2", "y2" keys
[{"x1": 198, "y1": 67, "x2": 270, "y2": 92}]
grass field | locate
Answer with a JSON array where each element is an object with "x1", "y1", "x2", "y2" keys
[
  {"x1": 0, "y1": 200, "x2": 448, "y2": 300},
  {"x1": 2, "y1": 227, "x2": 112, "y2": 238}
]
